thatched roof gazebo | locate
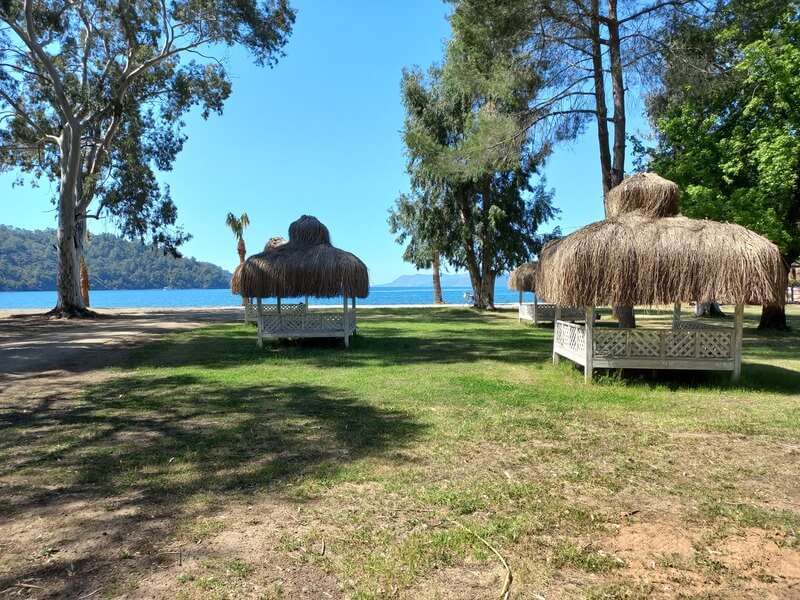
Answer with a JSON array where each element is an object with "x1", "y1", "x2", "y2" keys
[
  {"x1": 508, "y1": 261, "x2": 538, "y2": 293},
  {"x1": 233, "y1": 216, "x2": 369, "y2": 347},
  {"x1": 508, "y1": 261, "x2": 583, "y2": 324},
  {"x1": 537, "y1": 173, "x2": 784, "y2": 382}
]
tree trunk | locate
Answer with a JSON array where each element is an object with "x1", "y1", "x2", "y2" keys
[
  {"x1": 695, "y1": 301, "x2": 724, "y2": 317},
  {"x1": 590, "y1": 0, "x2": 613, "y2": 203},
  {"x1": 237, "y1": 238, "x2": 246, "y2": 263},
  {"x1": 49, "y1": 124, "x2": 93, "y2": 318},
  {"x1": 458, "y1": 195, "x2": 485, "y2": 308},
  {"x1": 476, "y1": 221, "x2": 496, "y2": 309},
  {"x1": 614, "y1": 305, "x2": 636, "y2": 328},
  {"x1": 480, "y1": 272, "x2": 496, "y2": 310},
  {"x1": 607, "y1": 0, "x2": 626, "y2": 190},
  {"x1": 758, "y1": 258, "x2": 790, "y2": 329},
  {"x1": 80, "y1": 258, "x2": 90, "y2": 307},
  {"x1": 603, "y1": 1, "x2": 636, "y2": 328},
  {"x1": 758, "y1": 305, "x2": 788, "y2": 330},
  {"x1": 432, "y1": 253, "x2": 444, "y2": 304}
]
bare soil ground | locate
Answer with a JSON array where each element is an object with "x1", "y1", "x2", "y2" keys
[{"x1": 0, "y1": 307, "x2": 241, "y2": 398}]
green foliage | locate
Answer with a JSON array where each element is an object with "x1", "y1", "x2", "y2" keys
[
  {"x1": 646, "y1": 1, "x2": 800, "y2": 262},
  {"x1": 388, "y1": 191, "x2": 449, "y2": 271},
  {"x1": 0, "y1": 0, "x2": 294, "y2": 308},
  {"x1": 0, "y1": 225, "x2": 231, "y2": 290},
  {"x1": 225, "y1": 213, "x2": 251, "y2": 243},
  {"x1": 392, "y1": 17, "x2": 559, "y2": 306}
]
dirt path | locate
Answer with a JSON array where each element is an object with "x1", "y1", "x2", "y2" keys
[{"x1": 0, "y1": 307, "x2": 243, "y2": 398}]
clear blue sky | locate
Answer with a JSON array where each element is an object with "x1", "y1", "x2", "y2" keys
[{"x1": 1, "y1": 1, "x2": 639, "y2": 285}]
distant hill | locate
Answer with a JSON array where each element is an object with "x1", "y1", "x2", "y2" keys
[
  {"x1": 0, "y1": 225, "x2": 232, "y2": 291},
  {"x1": 380, "y1": 273, "x2": 509, "y2": 288}
]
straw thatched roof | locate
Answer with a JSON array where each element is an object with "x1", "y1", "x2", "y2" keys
[
  {"x1": 233, "y1": 215, "x2": 369, "y2": 299},
  {"x1": 230, "y1": 263, "x2": 245, "y2": 296},
  {"x1": 508, "y1": 262, "x2": 537, "y2": 292},
  {"x1": 606, "y1": 172, "x2": 678, "y2": 218},
  {"x1": 264, "y1": 236, "x2": 287, "y2": 251},
  {"x1": 536, "y1": 174, "x2": 785, "y2": 307},
  {"x1": 230, "y1": 237, "x2": 288, "y2": 295}
]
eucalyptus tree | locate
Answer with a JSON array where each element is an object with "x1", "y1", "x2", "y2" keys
[
  {"x1": 646, "y1": 0, "x2": 800, "y2": 329},
  {"x1": 0, "y1": 0, "x2": 294, "y2": 317}
]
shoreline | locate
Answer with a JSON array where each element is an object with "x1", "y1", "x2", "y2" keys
[{"x1": 0, "y1": 303, "x2": 519, "y2": 320}]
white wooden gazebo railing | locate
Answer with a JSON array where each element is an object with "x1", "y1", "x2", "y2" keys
[
  {"x1": 254, "y1": 296, "x2": 358, "y2": 348},
  {"x1": 244, "y1": 300, "x2": 306, "y2": 324},
  {"x1": 519, "y1": 302, "x2": 585, "y2": 325},
  {"x1": 553, "y1": 305, "x2": 744, "y2": 382}
]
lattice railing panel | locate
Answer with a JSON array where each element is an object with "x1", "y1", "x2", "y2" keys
[
  {"x1": 698, "y1": 330, "x2": 733, "y2": 358},
  {"x1": 674, "y1": 320, "x2": 725, "y2": 331},
  {"x1": 258, "y1": 303, "x2": 307, "y2": 315},
  {"x1": 595, "y1": 328, "x2": 733, "y2": 359},
  {"x1": 665, "y1": 332, "x2": 696, "y2": 357},
  {"x1": 628, "y1": 331, "x2": 661, "y2": 357},
  {"x1": 261, "y1": 311, "x2": 353, "y2": 335},
  {"x1": 244, "y1": 303, "x2": 259, "y2": 322},
  {"x1": 594, "y1": 331, "x2": 628, "y2": 356},
  {"x1": 555, "y1": 321, "x2": 586, "y2": 354}
]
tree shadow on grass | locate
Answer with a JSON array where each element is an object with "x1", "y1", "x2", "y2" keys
[
  {"x1": 2, "y1": 375, "x2": 424, "y2": 512},
  {"x1": 0, "y1": 374, "x2": 425, "y2": 596}
]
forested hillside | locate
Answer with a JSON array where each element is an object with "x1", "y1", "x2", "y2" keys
[{"x1": 0, "y1": 226, "x2": 232, "y2": 291}]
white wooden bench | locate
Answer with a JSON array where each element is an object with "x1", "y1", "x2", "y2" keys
[{"x1": 254, "y1": 301, "x2": 356, "y2": 348}]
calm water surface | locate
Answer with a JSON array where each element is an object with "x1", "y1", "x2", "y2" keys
[{"x1": 0, "y1": 286, "x2": 531, "y2": 310}]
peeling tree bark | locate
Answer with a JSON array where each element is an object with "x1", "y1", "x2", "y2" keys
[{"x1": 50, "y1": 124, "x2": 93, "y2": 318}]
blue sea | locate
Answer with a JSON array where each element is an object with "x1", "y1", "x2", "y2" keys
[{"x1": 0, "y1": 286, "x2": 530, "y2": 310}]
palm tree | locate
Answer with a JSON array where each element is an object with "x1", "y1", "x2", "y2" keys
[{"x1": 225, "y1": 212, "x2": 251, "y2": 263}]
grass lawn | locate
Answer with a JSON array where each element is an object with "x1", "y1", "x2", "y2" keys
[{"x1": 1, "y1": 306, "x2": 799, "y2": 599}]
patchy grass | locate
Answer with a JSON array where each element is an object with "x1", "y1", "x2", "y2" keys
[{"x1": 0, "y1": 305, "x2": 798, "y2": 599}]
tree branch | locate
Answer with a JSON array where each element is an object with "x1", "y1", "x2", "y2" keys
[
  {"x1": 14, "y1": 0, "x2": 77, "y2": 127},
  {"x1": 0, "y1": 87, "x2": 51, "y2": 137}
]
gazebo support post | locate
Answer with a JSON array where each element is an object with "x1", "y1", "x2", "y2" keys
[
  {"x1": 277, "y1": 297, "x2": 282, "y2": 314},
  {"x1": 584, "y1": 306, "x2": 595, "y2": 383},
  {"x1": 672, "y1": 302, "x2": 681, "y2": 328},
  {"x1": 533, "y1": 294, "x2": 539, "y2": 327},
  {"x1": 732, "y1": 303, "x2": 744, "y2": 381},
  {"x1": 256, "y1": 297, "x2": 263, "y2": 348},
  {"x1": 552, "y1": 305, "x2": 562, "y2": 365},
  {"x1": 518, "y1": 290, "x2": 523, "y2": 323},
  {"x1": 343, "y1": 292, "x2": 349, "y2": 348}
]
